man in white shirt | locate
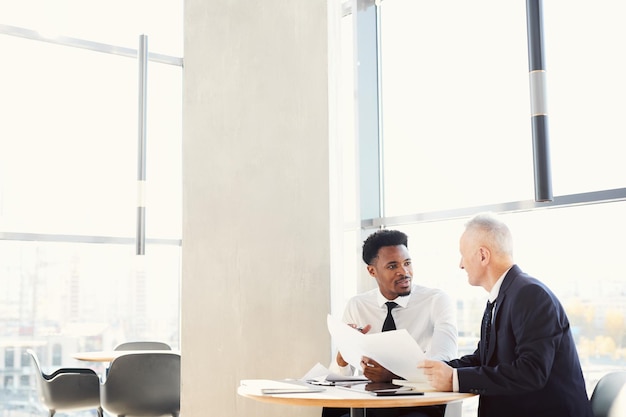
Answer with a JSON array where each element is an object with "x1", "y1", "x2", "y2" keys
[{"x1": 324, "y1": 229, "x2": 458, "y2": 417}]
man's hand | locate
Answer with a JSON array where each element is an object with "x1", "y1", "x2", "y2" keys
[
  {"x1": 348, "y1": 323, "x2": 372, "y2": 334},
  {"x1": 419, "y1": 359, "x2": 453, "y2": 392},
  {"x1": 360, "y1": 356, "x2": 399, "y2": 382},
  {"x1": 337, "y1": 324, "x2": 372, "y2": 367},
  {"x1": 336, "y1": 351, "x2": 349, "y2": 367}
]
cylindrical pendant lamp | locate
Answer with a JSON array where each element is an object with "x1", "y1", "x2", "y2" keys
[{"x1": 526, "y1": 0, "x2": 553, "y2": 202}]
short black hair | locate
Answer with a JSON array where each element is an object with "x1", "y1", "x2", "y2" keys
[{"x1": 362, "y1": 229, "x2": 408, "y2": 265}]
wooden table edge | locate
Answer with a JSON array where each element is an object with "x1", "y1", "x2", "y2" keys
[
  {"x1": 72, "y1": 350, "x2": 180, "y2": 362},
  {"x1": 237, "y1": 386, "x2": 475, "y2": 409}
]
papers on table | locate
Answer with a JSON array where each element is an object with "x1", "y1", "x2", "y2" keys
[
  {"x1": 302, "y1": 362, "x2": 369, "y2": 384},
  {"x1": 240, "y1": 315, "x2": 434, "y2": 397},
  {"x1": 326, "y1": 314, "x2": 429, "y2": 384},
  {"x1": 391, "y1": 379, "x2": 434, "y2": 392},
  {"x1": 239, "y1": 379, "x2": 325, "y2": 395}
]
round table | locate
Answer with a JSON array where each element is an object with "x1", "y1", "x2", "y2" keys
[
  {"x1": 238, "y1": 381, "x2": 475, "y2": 417},
  {"x1": 72, "y1": 350, "x2": 180, "y2": 362}
]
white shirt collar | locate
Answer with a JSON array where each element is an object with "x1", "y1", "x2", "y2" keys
[
  {"x1": 489, "y1": 267, "x2": 511, "y2": 303},
  {"x1": 376, "y1": 286, "x2": 412, "y2": 308}
]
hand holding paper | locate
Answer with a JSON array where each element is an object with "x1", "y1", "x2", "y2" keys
[
  {"x1": 360, "y1": 356, "x2": 398, "y2": 382},
  {"x1": 327, "y1": 314, "x2": 429, "y2": 383}
]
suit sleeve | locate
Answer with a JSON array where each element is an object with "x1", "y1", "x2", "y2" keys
[
  {"x1": 457, "y1": 284, "x2": 565, "y2": 394},
  {"x1": 447, "y1": 349, "x2": 481, "y2": 368}
]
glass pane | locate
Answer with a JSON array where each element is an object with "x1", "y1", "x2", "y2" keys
[
  {"x1": 379, "y1": 0, "x2": 532, "y2": 216},
  {"x1": 0, "y1": 241, "x2": 180, "y2": 342},
  {"x1": 0, "y1": 240, "x2": 180, "y2": 410},
  {"x1": 341, "y1": 13, "x2": 357, "y2": 225},
  {"x1": 0, "y1": 37, "x2": 136, "y2": 236},
  {"x1": 0, "y1": 6, "x2": 181, "y2": 414},
  {"x1": 543, "y1": 1, "x2": 626, "y2": 194},
  {"x1": 336, "y1": 229, "x2": 359, "y2": 316},
  {"x1": 146, "y1": 63, "x2": 183, "y2": 239},
  {"x1": 0, "y1": 36, "x2": 181, "y2": 238},
  {"x1": 335, "y1": 11, "x2": 359, "y2": 318}
]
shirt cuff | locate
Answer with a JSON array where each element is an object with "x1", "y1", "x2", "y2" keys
[
  {"x1": 337, "y1": 364, "x2": 354, "y2": 376},
  {"x1": 452, "y1": 369, "x2": 459, "y2": 392}
]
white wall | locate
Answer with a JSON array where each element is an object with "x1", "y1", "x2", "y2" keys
[{"x1": 182, "y1": 1, "x2": 332, "y2": 416}]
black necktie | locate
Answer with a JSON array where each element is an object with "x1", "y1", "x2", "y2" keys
[
  {"x1": 481, "y1": 300, "x2": 495, "y2": 363},
  {"x1": 382, "y1": 301, "x2": 398, "y2": 332}
]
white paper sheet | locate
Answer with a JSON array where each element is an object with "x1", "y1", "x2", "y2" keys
[
  {"x1": 239, "y1": 379, "x2": 325, "y2": 395},
  {"x1": 327, "y1": 314, "x2": 428, "y2": 383},
  {"x1": 301, "y1": 362, "x2": 369, "y2": 382}
]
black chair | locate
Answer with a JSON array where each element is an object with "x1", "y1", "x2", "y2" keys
[
  {"x1": 590, "y1": 371, "x2": 626, "y2": 417},
  {"x1": 100, "y1": 352, "x2": 180, "y2": 417},
  {"x1": 27, "y1": 349, "x2": 103, "y2": 417},
  {"x1": 113, "y1": 341, "x2": 171, "y2": 351}
]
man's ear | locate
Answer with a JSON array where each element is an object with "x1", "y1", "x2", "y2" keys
[
  {"x1": 479, "y1": 247, "x2": 490, "y2": 263},
  {"x1": 366, "y1": 265, "x2": 376, "y2": 277}
]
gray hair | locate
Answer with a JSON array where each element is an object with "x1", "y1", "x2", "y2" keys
[{"x1": 465, "y1": 212, "x2": 513, "y2": 257}]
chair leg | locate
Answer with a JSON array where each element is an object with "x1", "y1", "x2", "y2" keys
[{"x1": 97, "y1": 407, "x2": 104, "y2": 417}]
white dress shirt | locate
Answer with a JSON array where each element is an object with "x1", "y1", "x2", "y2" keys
[{"x1": 331, "y1": 283, "x2": 458, "y2": 375}]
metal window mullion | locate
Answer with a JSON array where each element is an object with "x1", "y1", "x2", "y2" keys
[
  {"x1": 0, "y1": 24, "x2": 182, "y2": 66},
  {"x1": 136, "y1": 34, "x2": 148, "y2": 255},
  {"x1": 355, "y1": 0, "x2": 383, "y2": 225}
]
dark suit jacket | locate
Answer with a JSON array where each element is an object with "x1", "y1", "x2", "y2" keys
[{"x1": 447, "y1": 265, "x2": 593, "y2": 417}]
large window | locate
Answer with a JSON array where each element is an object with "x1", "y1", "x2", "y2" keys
[
  {"x1": 0, "y1": 2, "x2": 182, "y2": 415},
  {"x1": 378, "y1": 0, "x2": 626, "y2": 216},
  {"x1": 339, "y1": 1, "x2": 626, "y2": 416},
  {"x1": 380, "y1": 0, "x2": 532, "y2": 215}
]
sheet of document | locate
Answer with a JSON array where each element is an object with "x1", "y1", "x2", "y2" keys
[
  {"x1": 240, "y1": 379, "x2": 325, "y2": 395},
  {"x1": 327, "y1": 314, "x2": 428, "y2": 383},
  {"x1": 301, "y1": 362, "x2": 368, "y2": 382}
]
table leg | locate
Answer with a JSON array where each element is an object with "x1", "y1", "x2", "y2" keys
[{"x1": 349, "y1": 408, "x2": 365, "y2": 417}]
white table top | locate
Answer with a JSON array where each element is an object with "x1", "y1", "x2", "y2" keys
[
  {"x1": 72, "y1": 349, "x2": 180, "y2": 362},
  {"x1": 237, "y1": 380, "x2": 475, "y2": 409}
]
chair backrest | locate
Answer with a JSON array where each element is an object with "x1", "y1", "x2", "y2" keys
[
  {"x1": 113, "y1": 341, "x2": 171, "y2": 351},
  {"x1": 27, "y1": 349, "x2": 101, "y2": 416},
  {"x1": 590, "y1": 371, "x2": 626, "y2": 417},
  {"x1": 27, "y1": 349, "x2": 47, "y2": 399},
  {"x1": 100, "y1": 352, "x2": 180, "y2": 417}
]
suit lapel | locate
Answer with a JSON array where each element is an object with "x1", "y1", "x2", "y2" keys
[{"x1": 485, "y1": 265, "x2": 520, "y2": 364}]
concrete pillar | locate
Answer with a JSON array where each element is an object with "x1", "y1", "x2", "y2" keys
[{"x1": 182, "y1": 1, "x2": 331, "y2": 416}]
